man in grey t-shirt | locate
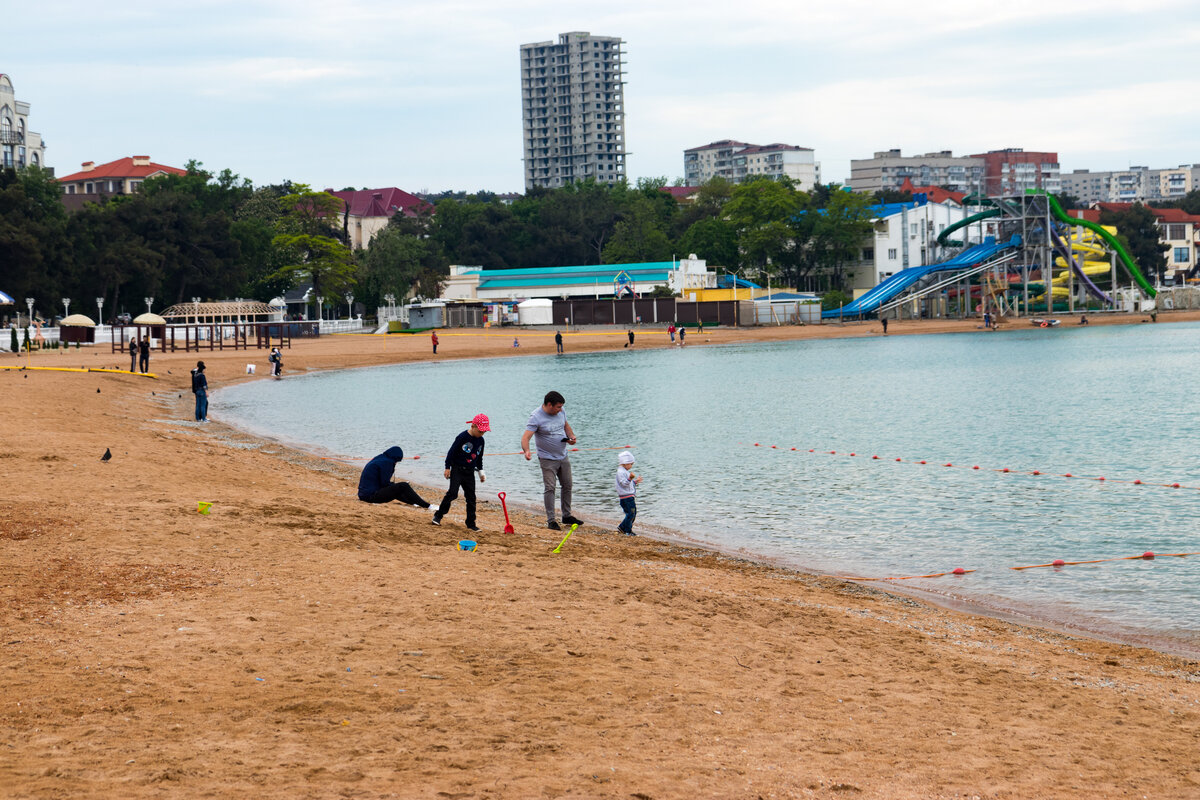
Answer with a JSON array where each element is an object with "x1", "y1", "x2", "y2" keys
[{"x1": 521, "y1": 390, "x2": 583, "y2": 530}]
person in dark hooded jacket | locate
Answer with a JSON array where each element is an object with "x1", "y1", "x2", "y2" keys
[{"x1": 357, "y1": 446, "x2": 432, "y2": 507}]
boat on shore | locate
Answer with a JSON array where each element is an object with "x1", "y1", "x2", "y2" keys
[{"x1": 1030, "y1": 318, "x2": 1061, "y2": 328}]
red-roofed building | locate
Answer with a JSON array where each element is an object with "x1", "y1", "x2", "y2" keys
[
  {"x1": 1088, "y1": 203, "x2": 1200, "y2": 278},
  {"x1": 659, "y1": 185, "x2": 701, "y2": 203},
  {"x1": 325, "y1": 187, "x2": 433, "y2": 249},
  {"x1": 898, "y1": 178, "x2": 965, "y2": 206},
  {"x1": 57, "y1": 155, "x2": 186, "y2": 210}
]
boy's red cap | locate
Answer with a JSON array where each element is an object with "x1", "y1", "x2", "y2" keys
[{"x1": 468, "y1": 413, "x2": 491, "y2": 432}]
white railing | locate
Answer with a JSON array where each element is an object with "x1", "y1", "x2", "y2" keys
[{"x1": 317, "y1": 316, "x2": 369, "y2": 334}]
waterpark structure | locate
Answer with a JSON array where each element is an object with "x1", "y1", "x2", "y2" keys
[{"x1": 824, "y1": 190, "x2": 1157, "y2": 321}]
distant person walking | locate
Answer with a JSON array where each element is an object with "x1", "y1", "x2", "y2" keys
[
  {"x1": 191, "y1": 361, "x2": 208, "y2": 422},
  {"x1": 129, "y1": 337, "x2": 138, "y2": 372},
  {"x1": 555, "y1": 330, "x2": 563, "y2": 354},
  {"x1": 269, "y1": 347, "x2": 283, "y2": 378},
  {"x1": 138, "y1": 337, "x2": 150, "y2": 373},
  {"x1": 668, "y1": 323, "x2": 676, "y2": 343},
  {"x1": 881, "y1": 317, "x2": 888, "y2": 335},
  {"x1": 678, "y1": 326, "x2": 686, "y2": 346},
  {"x1": 432, "y1": 414, "x2": 489, "y2": 531},
  {"x1": 431, "y1": 330, "x2": 438, "y2": 354},
  {"x1": 626, "y1": 329, "x2": 635, "y2": 348},
  {"x1": 522, "y1": 390, "x2": 583, "y2": 530},
  {"x1": 357, "y1": 447, "x2": 432, "y2": 508}
]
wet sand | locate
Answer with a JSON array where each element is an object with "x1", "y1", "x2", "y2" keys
[{"x1": 3, "y1": 314, "x2": 1200, "y2": 799}]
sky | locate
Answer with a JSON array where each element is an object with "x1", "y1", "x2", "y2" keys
[{"x1": 6, "y1": 0, "x2": 1200, "y2": 194}]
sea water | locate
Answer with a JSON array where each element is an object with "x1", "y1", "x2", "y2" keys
[{"x1": 219, "y1": 323, "x2": 1200, "y2": 655}]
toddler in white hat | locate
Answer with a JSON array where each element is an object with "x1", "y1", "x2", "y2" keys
[{"x1": 615, "y1": 450, "x2": 642, "y2": 535}]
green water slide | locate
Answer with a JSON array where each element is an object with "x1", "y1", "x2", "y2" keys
[
  {"x1": 936, "y1": 207, "x2": 1001, "y2": 248},
  {"x1": 1038, "y1": 191, "x2": 1156, "y2": 298}
]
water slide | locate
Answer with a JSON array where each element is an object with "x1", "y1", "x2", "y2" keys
[
  {"x1": 1039, "y1": 191, "x2": 1156, "y2": 299},
  {"x1": 822, "y1": 235, "x2": 1021, "y2": 319},
  {"x1": 937, "y1": 208, "x2": 1000, "y2": 248}
]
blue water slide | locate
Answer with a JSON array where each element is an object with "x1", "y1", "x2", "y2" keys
[{"x1": 822, "y1": 235, "x2": 1022, "y2": 319}]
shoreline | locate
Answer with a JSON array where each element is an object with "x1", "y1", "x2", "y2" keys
[
  {"x1": 214, "y1": 316, "x2": 1200, "y2": 661},
  {"x1": 4, "y1": 313, "x2": 1200, "y2": 798}
]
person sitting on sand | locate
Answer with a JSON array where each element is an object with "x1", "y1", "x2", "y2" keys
[{"x1": 357, "y1": 447, "x2": 432, "y2": 508}]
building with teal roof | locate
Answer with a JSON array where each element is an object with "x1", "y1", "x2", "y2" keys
[{"x1": 442, "y1": 256, "x2": 713, "y2": 300}]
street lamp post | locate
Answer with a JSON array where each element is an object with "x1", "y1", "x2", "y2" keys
[
  {"x1": 25, "y1": 297, "x2": 34, "y2": 328},
  {"x1": 144, "y1": 296, "x2": 154, "y2": 314},
  {"x1": 62, "y1": 298, "x2": 71, "y2": 319},
  {"x1": 96, "y1": 297, "x2": 104, "y2": 329},
  {"x1": 316, "y1": 296, "x2": 324, "y2": 324},
  {"x1": 346, "y1": 293, "x2": 354, "y2": 321}
]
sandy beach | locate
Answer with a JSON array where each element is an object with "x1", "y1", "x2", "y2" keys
[{"x1": 3, "y1": 313, "x2": 1199, "y2": 799}]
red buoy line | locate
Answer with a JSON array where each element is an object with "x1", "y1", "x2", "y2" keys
[
  {"x1": 745, "y1": 442, "x2": 1200, "y2": 492},
  {"x1": 838, "y1": 552, "x2": 1200, "y2": 582},
  {"x1": 321, "y1": 444, "x2": 635, "y2": 462}
]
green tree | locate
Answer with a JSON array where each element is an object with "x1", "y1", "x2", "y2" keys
[
  {"x1": 357, "y1": 224, "x2": 434, "y2": 309},
  {"x1": 724, "y1": 177, "x2": 804, "y2": 284},
  {"x1": 602, "y1": 192, "x2": 673, "y2": 264},
  {"x1": 678, "y1": 217, "x2": 738, "y2": 267},
  {"x1": 809, "y1": 189, "x2": 877, "y2": 291},
  {"x1": 270, "y1": 186, "x2": 357, "y2": 302}
]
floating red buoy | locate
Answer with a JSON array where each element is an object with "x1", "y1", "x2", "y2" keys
[
  {"x1": 754, "y1": 443, "x2": 760, "y2": 447},
  {"x1": 1032, "y1": 470, "x2": 1041, "y2": 475},
  {"x1": 1097, "y1": 476, "x2": 1105, "y2": 481},
  {"x1": 809, "y1": 449, "x2": 815, "y2": 453},
  {"x1": 413, "y1": 455, "x2": 420, "y2": 460},
  {"x1": 830, "y1": 451, "x2": 836, "y2": 454},
  {"x1": 849, "y1": 453, "x2": 855, "y2": 457},
  {"x1": 1052, "y1": 559, "x2": 1066, "y2": 567},
  {"x1": 1133, "y1": 479, "x2": 1142, "y2": 485},
  {"x1": 972, "y1": 466, "x2": 979, "y2": 470},
  {"x1": 895, "y1": 458, "x2": 902, "y2": 462},
  {"x1": 1002, "y1": 468, "x2": 1010, "y2": 473},
  {"x1": 944, "y1": 463, "x2": 953, "y2": 467},
  {"x1": 771, "y1": 445, "x2": 777, "y2": 449},
  {"x1": 1143, "y1": 551, "x2": 1155, "y2": 559},
  {"x1": 918, "y1": 460, "x2": 926, "y2": 464},
  {"x1": 952, "y1": 567, "x2": 966, "y2": 575},
  {"x1": 1063, "y1": 473, "x2": 1073, "y2": 478},
  {"x1": 791, "y1": 447, "x2": 797, "y2": 451},
  {"x1": 1171, "y1": 483, "x2": 1181, "y2": 488},
  {"x1": 872, "y1": 455, "x2": 879, "y2": 460}
]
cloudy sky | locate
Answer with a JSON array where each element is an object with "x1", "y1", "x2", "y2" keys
[{"x1": 7, "y1": 0, "x2": 1199, "y2": 193}]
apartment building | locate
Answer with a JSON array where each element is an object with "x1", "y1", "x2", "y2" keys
[
  {"x1": 850, "y1": 148, "x2": 1059, "y2": 195},
  {"x1": 0, "y1": 73, "x2": 48, "y2": 171},
  {"x1": 849, "y1": 150, "x2": 983, "y2": 194},
  {"x1": 970, "y1": 148, "x2": 1060, "y2": 195},
  {"x1": 1061, "y1": 165, "x2": 1200, "y2": 205},
  {"x1": 683, "y1": 140, "x2": 819, "y2": 189},
  {"x1": 520, "y1": 31, "x2": 626, "y2": 191}
]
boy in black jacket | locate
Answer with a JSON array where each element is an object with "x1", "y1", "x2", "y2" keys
[{"x1": 432, "y1": 414, "x2": 489, "y2": 531}]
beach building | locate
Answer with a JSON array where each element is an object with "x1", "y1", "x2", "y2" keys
[
  {"x1": 683, "y1": 140, "x2": 819, "y2": 189},
  {"x1": 969, "y1": 148, "x2": 1060, "y2": 196},
  {"x1": 57, "y1": 155, "x2": 186, "y2": 211},
  {"x1": 325, "y1": 187, "x2": 431, "y2": 249},
  {"x1": 441, "y1": 256, "x2": 713, "y2": 301},
  {"x1": 844, "y1": 198, "x2": 979, "y2": 294},
  {"x1": 1075, "y1": 203, "x2": 1200, "y2": 284},
  {"x1": 0, "y1": 74, "x2": 47, "y2": 171},
  {"x1": 520, "y1": 31, "x2": 626, "y2": 190}
]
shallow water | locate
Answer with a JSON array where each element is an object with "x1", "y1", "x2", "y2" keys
[{"x1": 220, "y1": 323, "x2": 1200, "y2": 655}]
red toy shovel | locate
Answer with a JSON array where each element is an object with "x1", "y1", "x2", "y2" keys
[{"x1": 498, "y1": 492, "x2": 515, "y2": 534}]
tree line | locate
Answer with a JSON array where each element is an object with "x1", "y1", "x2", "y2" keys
[
  {"x1": 1, "y1": 163, "x2": 892, "y2": 322},
  {"x1": 19, "y1": 160, "x2": 1178, "y2": 323}
]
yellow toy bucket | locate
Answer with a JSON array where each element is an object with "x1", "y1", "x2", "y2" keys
[{"x1": 197, "y1": 501, "x2": 213, "y2": 515}]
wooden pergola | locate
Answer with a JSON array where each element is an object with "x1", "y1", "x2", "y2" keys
[{"x1": 110, "y1": 301, "x2": 315, "y2": 354}]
